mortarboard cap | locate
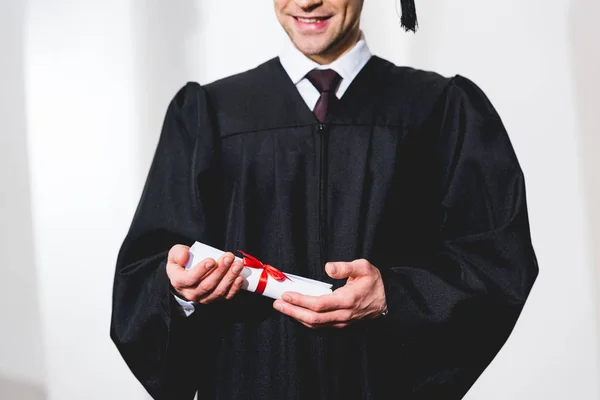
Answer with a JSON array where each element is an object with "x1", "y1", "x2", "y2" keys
[{"x1": 399, "y1": 0, "x2": 418, "y2": 32}]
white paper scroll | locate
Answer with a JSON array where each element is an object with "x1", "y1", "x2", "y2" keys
[{"x1": 185, "y1": 241, "x2": 333, "y2": 300}]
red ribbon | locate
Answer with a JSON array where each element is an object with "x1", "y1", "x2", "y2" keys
[{"x1": 238, "y1": 250, "x2": 291, "y2": 295}]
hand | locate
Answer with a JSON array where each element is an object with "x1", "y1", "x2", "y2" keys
[
  {"x1": 273, "y1": 259, "x2": 387, "y2": 328},
  {"x1": 166, "y1": 244, "x2": 245, "y2": 304}
]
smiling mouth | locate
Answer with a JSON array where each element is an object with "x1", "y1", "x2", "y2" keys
[{"x1": 294, "y1": 16, "x2": 332, "y2": 24}]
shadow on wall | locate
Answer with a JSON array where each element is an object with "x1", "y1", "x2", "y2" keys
[
  {"x1": 131, "y1": 0, "x2": 202, "y2": 183},
  {"x1": 0, "y1": 375, "x2": 45, "y2": 400},
  {"x1": 570, "y1": 0, "x2": 600, "y2": 360}
]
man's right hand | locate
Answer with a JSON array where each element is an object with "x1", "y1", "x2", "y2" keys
[{"x1": 166, "y1": 244, "x2": 245, "y2": 304}]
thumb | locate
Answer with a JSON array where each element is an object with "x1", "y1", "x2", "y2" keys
[
  {"x1": 325, "y1": 260, "x2": 372, "y2": 279},
  {"x1": 168, "y1": 244, "x2": 190, "y2": 267},
  {"x1": 325, "y1": 262, "x2": 352, "y2": 279}
]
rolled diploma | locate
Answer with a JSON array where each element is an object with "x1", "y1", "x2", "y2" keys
[{"x1": 185, "y1": 241, "x2": 333, "y2": 300}]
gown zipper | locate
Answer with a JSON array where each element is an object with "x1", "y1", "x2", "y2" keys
[
  {"x1": 316, "y1": 122, "x2": 329, "y2": 400},
  {"x1": 317, "y1": 123, "x2": 329, "y2": 279}
]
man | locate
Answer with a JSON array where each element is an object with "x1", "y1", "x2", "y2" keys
[{"x1": 110, "y1": 0, "x2": 538, "y2": 399}]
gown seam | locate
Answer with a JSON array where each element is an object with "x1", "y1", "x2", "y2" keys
[{"x1": 220, "y1": 123, "x2": 406, "y2": 139}]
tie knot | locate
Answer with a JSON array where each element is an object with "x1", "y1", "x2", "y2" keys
[{"x1": 306, "y1": 69, "x2": 342, "y2": 94}]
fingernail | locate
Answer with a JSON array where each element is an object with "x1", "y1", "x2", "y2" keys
[
  {"x1": 224, "y1": 256, "x2": 233, "y2": 266},
  {"x1": 232, "y1": 264, "x2": 242, "y2": 274},
  {"x1": 274, "y1": 301, "x2": 283, "y2": 311},
  {"x1": 328, "y1": 263, "x2": 337, "y2": 274},
  {"x1": 283, "y1": 295, "x2": 291, "y2": 302},
  {"x1": 205, "y1": 260, "x2": 215, "y2": 269}
]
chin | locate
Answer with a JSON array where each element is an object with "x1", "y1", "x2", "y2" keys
[{"x1": 291, "y1": 38, "x2": 331, "y2": 57}]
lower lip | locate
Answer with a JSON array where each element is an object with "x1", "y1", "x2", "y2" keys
[{"x1": 293, "y1": 17, "x2": 330, "y2": 32}]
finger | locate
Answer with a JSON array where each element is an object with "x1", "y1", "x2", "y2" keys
[
  {"x1": 168, "y1": 258, "x2": 216, "y2": 290},
  {"x1": 201, "y1": 259, "x2": 243, "y2": 302},
  {"x1": 168, "y1": 244, "x2": 190, "y2": 266},
  {"x1": 281, "y1": 291, "x2": 355, "y2": 312},
  {"x1": 196, "y1": 252, "x2": 235, "y2": 298},
  {"x1": 273, "y1": 300, "x2": 354, "y2": 326},
  {"x1": 184, "y1": 258, "x2": 218, "y2": 285},
  {"x1": 325, "y1": 259, "x2": 372, "y2": 279},
  {"x1": 225, "y1": 275, "x2": 245, "y2": 300},
  {"x1": 300, "y1": 321, "x2": 349, "y2": 329}
]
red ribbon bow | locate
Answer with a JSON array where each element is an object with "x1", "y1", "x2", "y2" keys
[{"x1": 238, "y1": 250, "x2": 291, "y2": 295}]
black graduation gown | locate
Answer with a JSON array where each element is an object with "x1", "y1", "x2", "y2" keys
[{"x1": 110, "y1": 56, "x2": 539, "y2": 400}]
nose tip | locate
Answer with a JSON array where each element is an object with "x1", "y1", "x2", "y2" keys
[{"x1": 294, "y1": 0, "x2": 324, "y2": 10}]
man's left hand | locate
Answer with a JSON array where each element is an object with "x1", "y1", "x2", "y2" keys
[{"x1": 273, "y1": 259, "x2": 387, "y2": 329}]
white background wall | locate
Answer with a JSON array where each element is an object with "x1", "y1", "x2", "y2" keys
[
  {"x1": 0, "y1": 0, "x2": 46, "y2": 398},
  {"x1": 1, "y1": 0, "x2": 598, "y2": 399}
]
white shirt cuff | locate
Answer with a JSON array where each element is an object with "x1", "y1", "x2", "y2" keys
[{"x1": 172, "y1": 293, "x2": 196, "y2": 317}]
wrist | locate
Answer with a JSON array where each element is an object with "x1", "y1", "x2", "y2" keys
[{"x1": 379, "y1": 303, "x2": 388, "y2": 317}]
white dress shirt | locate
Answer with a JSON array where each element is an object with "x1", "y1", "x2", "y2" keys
[
  {"x1": 279, "y1": 32, "x2": 372, "y2": 110},
  {"x1": 173, "y1": 34, "x2": 373, "y2": 317}
]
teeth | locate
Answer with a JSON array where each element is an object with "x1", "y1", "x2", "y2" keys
[{"x1": 298, "y1": 17, "x2": 322, "y2": 23}]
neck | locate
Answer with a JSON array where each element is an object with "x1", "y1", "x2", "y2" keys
[{"x1": 308, "y1": 27, "x2": 361, "y2": 65}]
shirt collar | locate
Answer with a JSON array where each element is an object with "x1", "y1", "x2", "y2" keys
[{"x1": 279, "y1": 32, "x2": 372, "y2": 86}]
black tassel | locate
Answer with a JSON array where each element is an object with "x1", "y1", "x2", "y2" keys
[{"x1": 400, "y1": 0, "x2": 418, "y2": 32}]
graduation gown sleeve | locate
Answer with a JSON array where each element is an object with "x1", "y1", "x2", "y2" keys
[
  {"x1": 378, "y1": 75, "x2": 539, "y2": 397},
  {"x1": 110, "y1": 82, "x2": 218, "y2": 400}
]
